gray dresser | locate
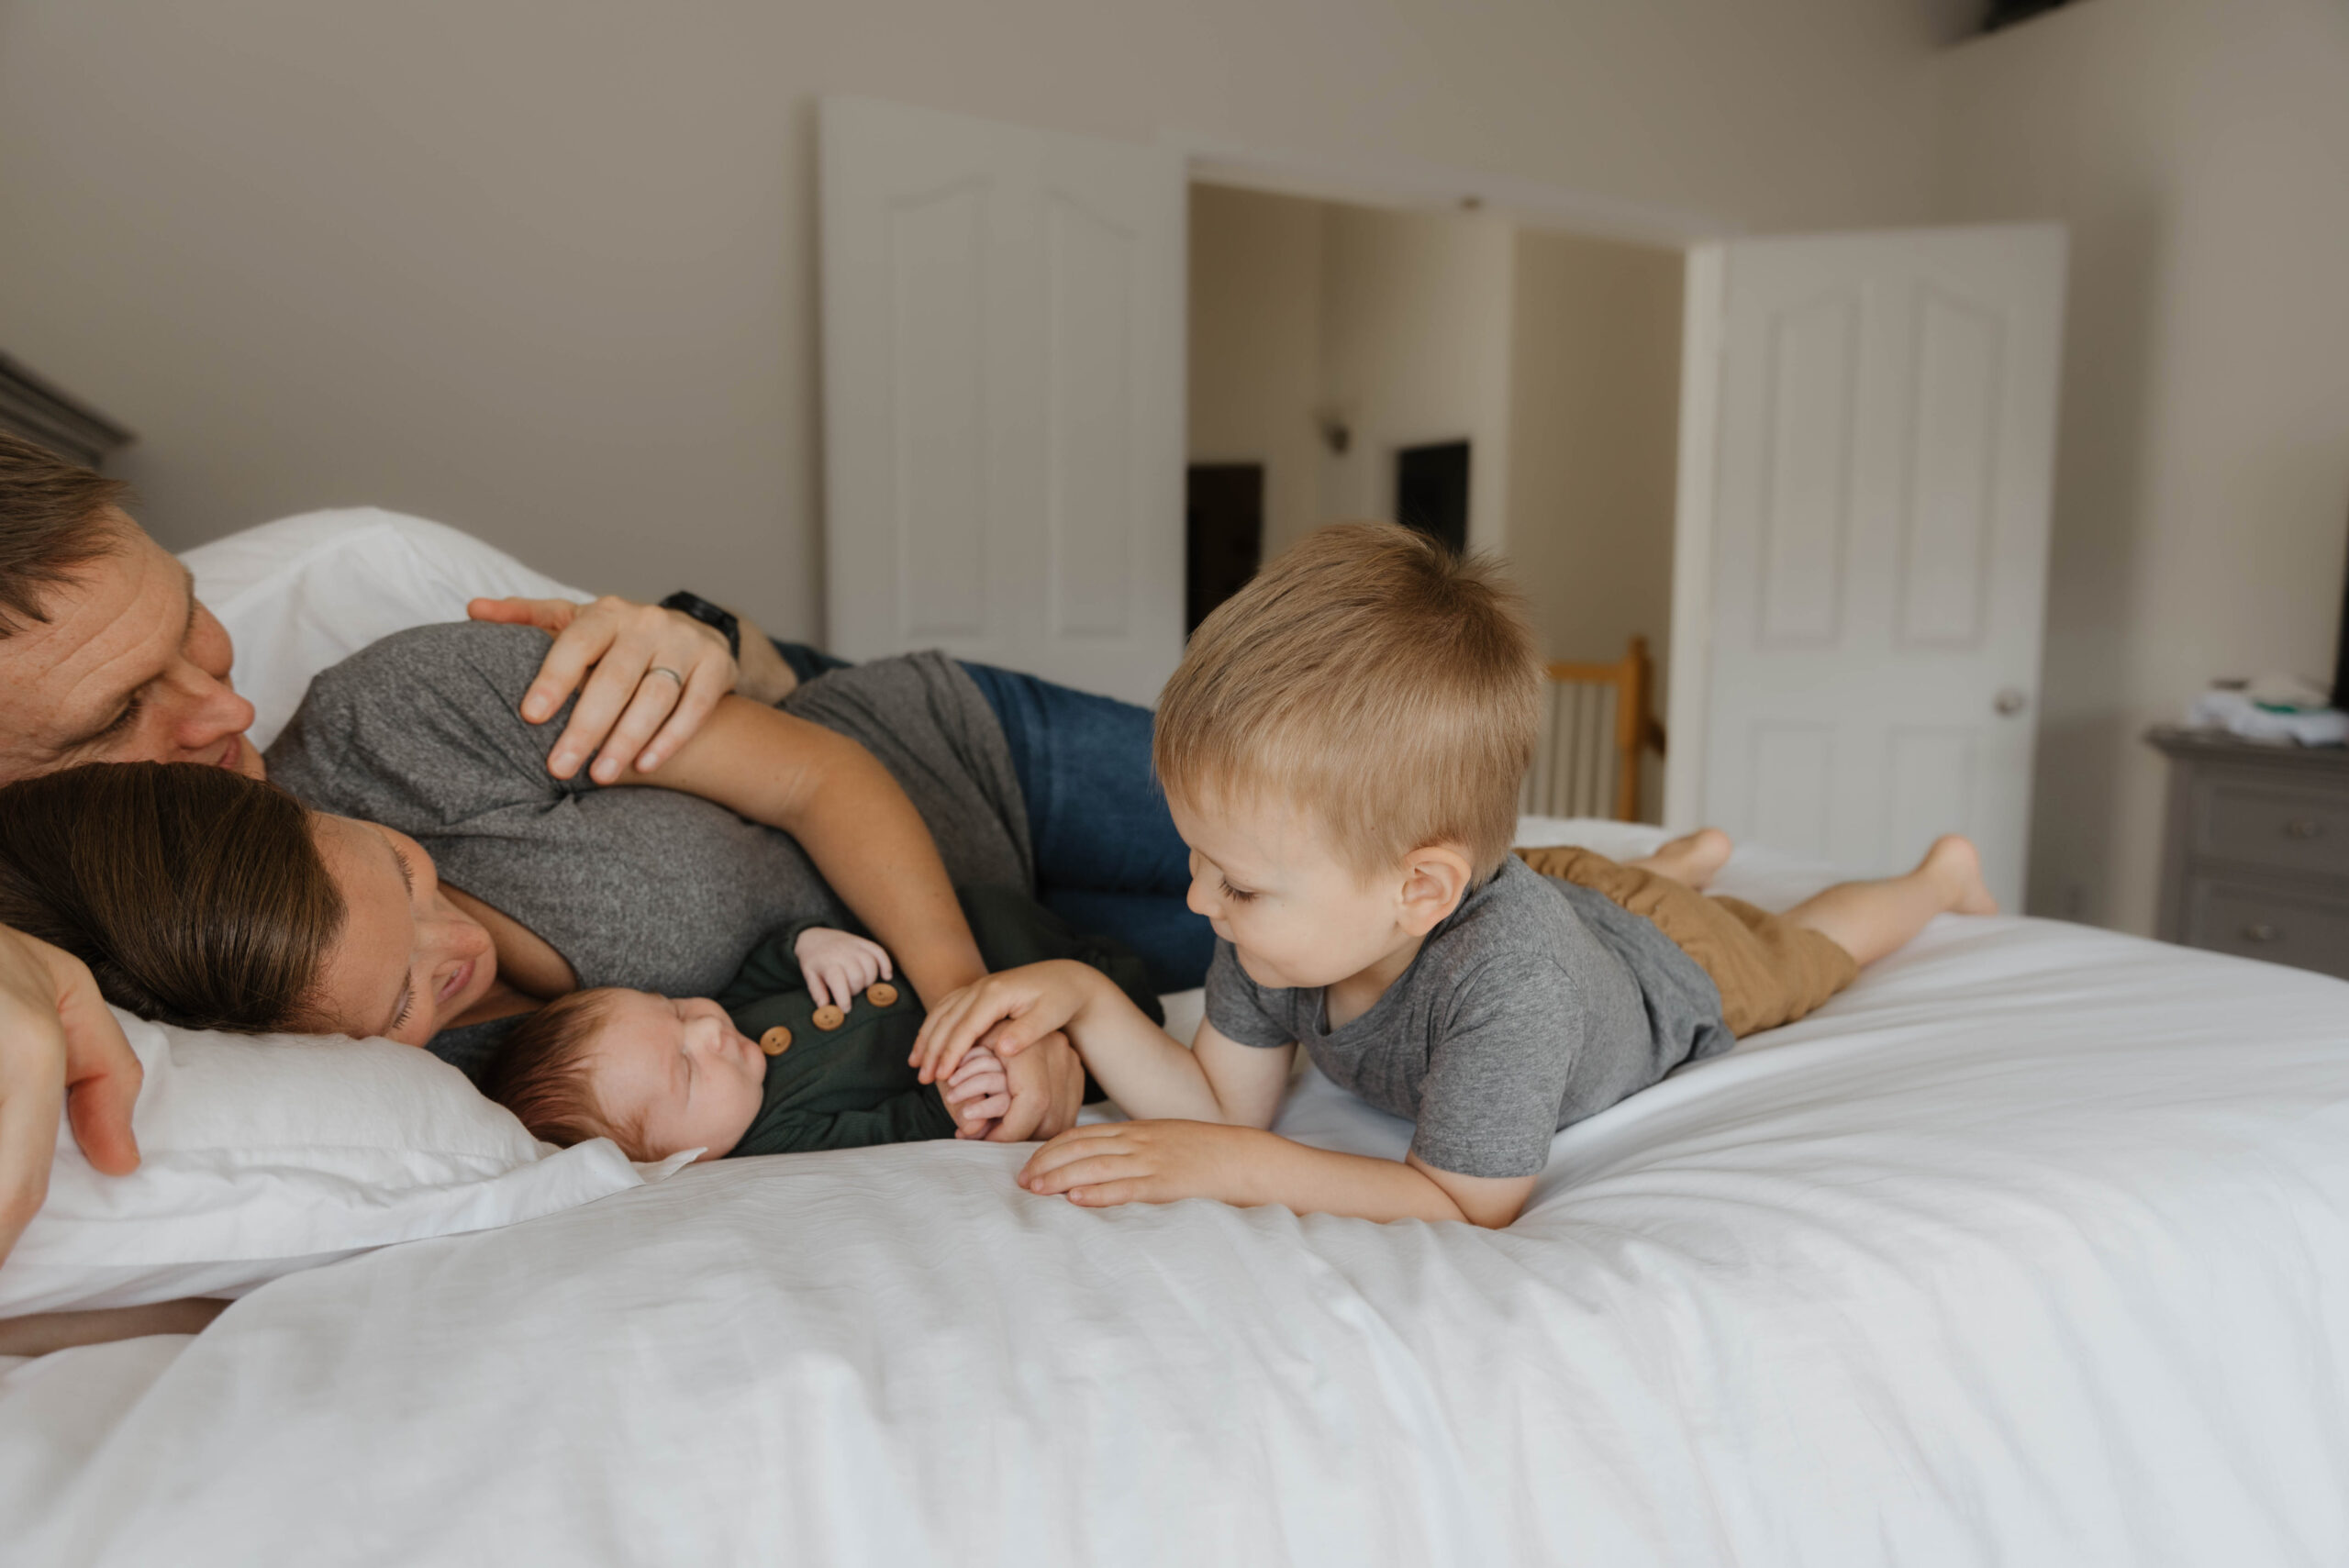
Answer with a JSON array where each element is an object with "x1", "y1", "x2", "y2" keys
[{"x1": 2150, "y1": 727, "x2": 2349, "y2": 982}]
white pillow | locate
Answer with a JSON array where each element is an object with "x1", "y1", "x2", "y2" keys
[
  {"x1": 181, "y1": 507, "x2": 590, "y2": 752},
  {"x1": 0, "y1": 1011, "x2": 686, "y2": 1317}
]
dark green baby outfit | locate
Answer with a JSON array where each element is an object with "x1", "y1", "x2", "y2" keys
[{"x1": 718, "y1": 886, "x2": 1162, "y2": 1157}]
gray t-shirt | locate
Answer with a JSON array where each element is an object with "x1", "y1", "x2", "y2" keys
[
  {"x1": 1204, "y1": 854, "x2": 1730, "y2": 1179},
  {"x1": 265, "y1": 621, "x2": 1030, "y2": 999}
]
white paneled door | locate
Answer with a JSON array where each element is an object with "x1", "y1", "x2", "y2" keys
[
  {"x1": 1664, "y1": 226, "x2": 2067, "y2": 911},
  {"x1": 819, "y1": 97, "x2": 1186, "y2": 706}
]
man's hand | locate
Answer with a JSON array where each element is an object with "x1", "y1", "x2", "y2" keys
[
  {"x1": 467, "y1": 595, "x2": 739, "y2": 783},
  {"x1": 1017, "y1": 1120, "x2": 1266, "y2": 1208},
  {"x1": 985, "y1": 1030, "x2": 1086, "y2": 1143},
  {"x1": 908, "y1": 961, "x2": 1102, "y2": 1087},
  {"x1": 0, "y1": 929, "x2": 142, "y2": 1266}
]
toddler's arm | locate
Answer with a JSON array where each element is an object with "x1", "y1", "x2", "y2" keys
[{"x1": 914, "y1": 962, "x2": 1291, "y2": 1129}]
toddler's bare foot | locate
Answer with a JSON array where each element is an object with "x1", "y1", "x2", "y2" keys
[
  {"x1": 1632, "y1": 827, "x2": 1734, "y2": 891},
  {"x1": 1921, "y1": 834, "x2": 1998, "y2": 916}
]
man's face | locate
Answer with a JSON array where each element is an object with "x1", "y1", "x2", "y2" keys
[{"x1": 0, "y1": 509, "x2": 260, "y2": 782}]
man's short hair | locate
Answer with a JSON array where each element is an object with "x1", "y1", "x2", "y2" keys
[
  {"x1": 0, "y1": 431, "x2": 130, "y2": 638},
  {"x1": 480, "y1": 989, "x2": 647, "y2": 1158},
  {"x1": 1154, "y1": 521, "x2": 1540, "y2": 880}
]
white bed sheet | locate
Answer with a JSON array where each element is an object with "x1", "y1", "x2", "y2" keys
[{"x1": 6, "y1": 825, "x2": 2347, "y2": 1566}]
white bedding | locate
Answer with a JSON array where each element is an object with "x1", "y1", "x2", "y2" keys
[{"x1": 6, "y1": 823, "x2": 2347, "y2": 1566}]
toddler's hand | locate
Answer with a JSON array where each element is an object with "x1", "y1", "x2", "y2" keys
[
  {"x1": 940, "y1": 1045, "x2": 1009, "y2": 1139},
  {"x1": 794, "y1": 927, "x2": 893, "y2": 1011},
  {"x1": 907, "y1": 961, "x2": 1098, "y2": 1086}
]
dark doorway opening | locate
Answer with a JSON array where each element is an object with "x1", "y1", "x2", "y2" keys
[
  {"x1": 1186, "y1": 462, "x2": 1264, "y2": 634},
  {"x1": 1395, "y1": 440, "x2": 1470, "y2": 555}
]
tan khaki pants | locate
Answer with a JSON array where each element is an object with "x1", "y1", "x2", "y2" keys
[{"x1": 1515, "y1": 845, "x2": 1858, "y2": 1038}]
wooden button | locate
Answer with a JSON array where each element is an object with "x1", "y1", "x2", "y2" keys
[
  {"x1": 865, "y1": 982, "x2": 898, "y2": 1007},
  {"x1": 759, "y1": 1026, "x2": 792, "y2": 1056},
  {"x1": 811, "y1": 1004, "x2": 845, "y2": 1031}
]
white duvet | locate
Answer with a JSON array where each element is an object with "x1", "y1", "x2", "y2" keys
[{"x1": 6, "y1": 823, "x2": 2347, "y2": 1567}]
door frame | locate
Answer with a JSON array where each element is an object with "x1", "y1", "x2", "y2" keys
[
  {"x1": 1662, "y1": 245, "x2": 1727, "y2": 829},
  {"x1": 1162, "y1": 130, "x2": 1735, "y2": 250}
]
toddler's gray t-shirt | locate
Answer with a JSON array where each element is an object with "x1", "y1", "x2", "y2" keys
[{"x1": 1203, "y1": 854, "x2": 1731, "y2": 1178}]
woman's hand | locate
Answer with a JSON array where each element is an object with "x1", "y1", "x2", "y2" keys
[
  {"x1": 0, "y1": 927, "x2": 142, "y2": 1266},
  {"x1": 986, "y1": 1031, "x2": 1087, "y2": 1143},
  {"x1": 467, "y1": 594, "x2": 740, "y2": 783},
  {"x1": 792, "y1": 927, "x2": 893, "y2": 1012}
]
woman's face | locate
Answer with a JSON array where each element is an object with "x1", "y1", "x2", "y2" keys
[{"x1": 306, "y1": 815, "x2": 499, "y2": 1045}]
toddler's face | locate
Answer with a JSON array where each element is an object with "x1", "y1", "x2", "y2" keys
[
  {"x1": 581, "y1": 992, "x2": 767, "y2": 1161},
  {"x1": 1170, "y1": 795, "x2": 1421, "y2": 992}
]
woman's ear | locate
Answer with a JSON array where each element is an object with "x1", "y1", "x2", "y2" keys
[{"x1": 1396, "y1": 844, "x2": 1475, "y2": 936}]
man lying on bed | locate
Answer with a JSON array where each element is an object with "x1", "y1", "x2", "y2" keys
[
  {"x1": 0, "y1": 431, "x2": 760, "y2": 1268},
  {"x1": 911, "y1": 526, "x2": 1998, "y2": 1229}
]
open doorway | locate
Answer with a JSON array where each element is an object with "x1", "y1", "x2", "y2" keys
[
  {"x1": 821, "y1": 100, "x2": 2063, "y2": 903},
  {"x1": 1185, "y1": 183, "x2": 1686, "y2": 821}
]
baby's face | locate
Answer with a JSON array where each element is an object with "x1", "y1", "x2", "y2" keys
[{"x1": 582, "y1": 992, "x2": 767, "y2": 1162}]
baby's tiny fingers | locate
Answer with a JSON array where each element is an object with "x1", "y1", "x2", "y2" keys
[{"x1": 957, "y1": 1092, "x2": 1011, "y2": 1122}]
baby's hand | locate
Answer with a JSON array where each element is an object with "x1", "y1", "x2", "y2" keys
[
  {"x1": 939, "y1": 1045, "x2": 1008, "y2": 1140},
  {"x1": 794, "y1": 927, "x2": 893, "y2": 1011}
]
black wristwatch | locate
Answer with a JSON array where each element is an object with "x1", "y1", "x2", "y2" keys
[{"x1": 659, "y1": 591, "x2": 740, "y2": 661}]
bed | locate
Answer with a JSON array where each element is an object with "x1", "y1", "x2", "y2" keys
[{"x1": 2, "y1": 515, "x2": 2345, "y2": 1565}]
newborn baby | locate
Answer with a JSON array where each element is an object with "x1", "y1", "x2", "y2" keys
[{"x1": 483, "y1": 889, "x2": 1160, "y2": 1162}]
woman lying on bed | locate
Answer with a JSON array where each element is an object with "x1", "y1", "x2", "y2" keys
[{"x1": 0, "y1": 620, "x2": 1097, "y2": 1140}]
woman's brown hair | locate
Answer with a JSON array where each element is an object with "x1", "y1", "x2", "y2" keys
[{"x1": 0, "y1": 762, "x2": 347, "y2": 1032}]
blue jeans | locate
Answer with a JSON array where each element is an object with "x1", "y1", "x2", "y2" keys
[
  {"x1": 957, "y1": 662, "x2": 1211, "y2": 993},
  {"x1": 773, "y1": 639, "x2": 1212, "y2": 992}
]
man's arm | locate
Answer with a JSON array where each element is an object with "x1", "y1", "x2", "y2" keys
[
  {"x1": 0, "y1": 928, "x2": 142, "y2": 1266},
  {"x1": 1018, "y1": 1124, "x2": 1538, "y2": 1229}
]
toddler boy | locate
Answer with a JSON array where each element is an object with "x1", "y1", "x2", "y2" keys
[
  {"x1": 910, "y1": 523, "x2": 1995, "y2": 1228},
  {"x1": 485, "y1": 888, "x2": 1159, "y2": 1161}
]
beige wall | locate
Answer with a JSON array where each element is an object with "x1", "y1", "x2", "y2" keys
[
  {"x1": 1933, "y1": 0, "x2": 2349, "y2": 930},
  {"x1": 1317, "y1": 205, "x2": 1517, "y2": 554},
  {"x1": 0, "y1": 0, "x2": 1952, "y2": 639},
  {"x1": 1188, "y1": 191, "x2": 1518, "y2": 562},
  {"x1": 1504, "y1": 229, "x2": 1685, "y2": 822},
  {"x1": 1186, "y1": 185, "x2": 1325, "y2": 561}
]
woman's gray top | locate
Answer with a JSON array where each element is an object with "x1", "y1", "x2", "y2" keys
[{"x1": 265, "y1": 622, "x2": 1031, "y2": 999}]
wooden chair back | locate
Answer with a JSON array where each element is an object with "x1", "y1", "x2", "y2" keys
[{"x1": 1520, "y1": 636, "x2": 1666, "y2": 823}]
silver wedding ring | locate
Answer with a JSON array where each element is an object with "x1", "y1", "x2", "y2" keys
[{"x1": 647, "y1": 665, "x2": 685, "y2": 687}]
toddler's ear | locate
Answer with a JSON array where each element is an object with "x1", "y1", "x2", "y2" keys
[{"x1": 1397, "y1": 844, "x2": 1473, "y2": 935}]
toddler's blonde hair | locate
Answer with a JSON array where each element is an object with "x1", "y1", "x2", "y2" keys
[{"x1": 1154, "y1": 521, "x2": 1539, "y2": 879}]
